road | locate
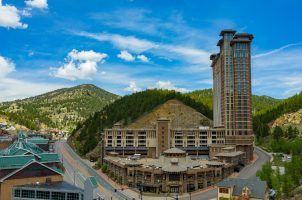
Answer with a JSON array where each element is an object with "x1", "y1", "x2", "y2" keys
[
  {"x1": 183, "y1": 146, "x2": 272, "y2": 200},
  {"x1": 55, "y1": 140, "x2": 271, "y2": 200},
  {"x1": 55, "y1": 140, "x2": 133, "y2": 200}
]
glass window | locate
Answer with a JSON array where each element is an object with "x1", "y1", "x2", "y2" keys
[
  {"x1": 14, "y1": 189, "x2": 21, "y2": 197},
  {"x1": 37, "y1": 191, "x2": 50, "y2": 199},
  {"x1": 51, "y1": 192, "x2": 66, "y2": 200},
  {"x1": 67, "y1": 193, "x2": 80, "y2": 200},
  {"x1": 21, "y1": 190, "x2": 35, "y2": 198}
]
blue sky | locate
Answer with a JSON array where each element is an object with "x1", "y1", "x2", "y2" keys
[{"x1": 0, "y1": 0, "x2": 301, "y2": 101}]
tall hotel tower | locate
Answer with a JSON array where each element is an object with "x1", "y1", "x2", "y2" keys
[{"x1": 210, "y1": 30, "x2": 254, "y2": 162}]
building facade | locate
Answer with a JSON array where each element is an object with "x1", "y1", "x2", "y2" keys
[
  {"x1": 104, "y1": 148, "x2": 234, "y2": 194},
  {"x1": 217, "y1": 177, "x2": 268, "y2": 200},
  {"x1": 210, "y1": 30, "x2": 254, "y2": 162},
  {"x1": 104, "y1": 119, "x2": 225, "y2": 158},
  {"x1": 103, "y1": 29, "x2": 255, "y2": 163}
]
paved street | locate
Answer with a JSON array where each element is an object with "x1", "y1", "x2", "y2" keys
[
  {"x1": 182, "y1": 147, "x2": 272, "y2": 200},
  {"x1": 55, "y1": 140, "x2": 271, "y2": 200}
]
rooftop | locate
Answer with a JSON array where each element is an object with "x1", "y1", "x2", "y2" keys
[
  {"x1": 0, "y1": 136, "x2": 45, "y2": 156},
  {"x1": 217, "y1": 178, "x2": 267, "y2": 199},
  {"x1": 163, "y1": 147, "x2": 186, "y2": 154},
  {"x1": 26, "y1": 136, "x2": 49, "y2": 144},
  {"x1": 104, "y1": 150, "x2": 226, "y2": 173},
  {"x1": 219, "y1": 29, "x2": 236, "y2": 36},
  {"x1": 14, "y1": 181, "x2": 83, "y2": 193},
  {"x1": 215, "y1": 151, "x2": 244, "y2": 157},
  {"x1": 0, "y1": 153, "x2": 60, "y2": 169},
  {"x1": 86, "y1": 176, "x2": 98, "y2": 188}
]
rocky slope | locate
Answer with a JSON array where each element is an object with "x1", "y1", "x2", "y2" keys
[{"x1": 272, "y1": 109, "x2": 302, "y2": 128}]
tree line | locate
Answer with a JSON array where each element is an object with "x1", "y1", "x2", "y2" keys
[{"x1": 69, "y1": 89, "x2": 212, "y2": 155}]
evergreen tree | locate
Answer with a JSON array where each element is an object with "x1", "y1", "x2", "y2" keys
[
  {"x1": 273, "y1": 126, "x2": 283, "y2": 140},
  {"x1": 286, "y1": 125, "x2": 294, "y2": 139}
]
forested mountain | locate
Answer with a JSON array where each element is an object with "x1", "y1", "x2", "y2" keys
[
  {"x1": 0, "y1": 84, "x2": 119, "y2": 131},
  {"x1": 68, "y1": 89, "x2": 212, "y2": 155},
  {"x1": 255, "y1": 92, "x2": 302, "y2": 198},
  {"x1": 253, "y1": 92, "x2": 302, "y2": 140},
  {"x1": 186, "y1": 89, "x2": 282, "y2": 114}
]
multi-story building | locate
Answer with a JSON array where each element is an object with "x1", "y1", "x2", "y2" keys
[
  {"x1": 103, "y1": 99, "x2": 225, "y2": 158},
  {"x1": 210, "y1": 29, "x2": 254, "y2": 162},
  {"x1": 104, "y1": 147, "x2": 236, "y2": 194},
  {"x1": 103, "y1": 29, "x2": 255, "y2": 164}
]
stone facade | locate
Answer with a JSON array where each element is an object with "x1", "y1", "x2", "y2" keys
[{"x1": 104, "y1": 148, "x2": 234, "y2": 194}]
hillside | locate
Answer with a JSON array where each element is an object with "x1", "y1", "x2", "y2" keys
[
  {"x1": 69, "y1": 89, "x2": 212, "y2": 155},
  {"x1": 272, "y1": 109, "x2": 302, "y2": 128},
  {"x1": 186, "y1": 89, "x2": 282, "y2": 114},
  {"x1": 0, "y1": 84, "x2": 119, "y2": 132},
  {"x1": 253, "y1": 92, "x2": 302, "y2": 140},
  {"x1": 125, "y1": 99, "x2": 211, "y2": 129}
]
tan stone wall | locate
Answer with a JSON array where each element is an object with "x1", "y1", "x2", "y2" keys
[{"x1": 0, "y1": 175, "x2": 63, "y2": 200}]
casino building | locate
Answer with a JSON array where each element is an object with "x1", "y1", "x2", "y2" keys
[
  {"x1": 210, "y1": 30, "x2": 254, "y2": 162},
  {"x1": 102, "y1": 29, "x2": 255, "y2": 194}
]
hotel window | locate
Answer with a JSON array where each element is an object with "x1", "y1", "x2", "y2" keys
[
  {"x1": 67, "y1": 193, "x2": 80, "y2": 200},
  {"x1": 51, "y1": 192, "x2": 66, "y2": 200},
  {"x1": 37, "y1": 191, "x2": 50, "y2": 199},
  {"x1": 21, "y1": 190, "x2": 35, "y2": 198},
  {"x1": 14, "y1": 189, "x2": 21, "y2": 197}
]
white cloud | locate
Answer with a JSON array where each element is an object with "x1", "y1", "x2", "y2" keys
[
  {"x1": 25, "y1": 0, "x2": 48, "y2": 9},
  {"x1": 252, "y1": 44, "x2": 302, "y2": 97},
  {"x1": 0, "y1": 1, "x2": 28, "y2": 29},
  {"x1": 0, "y1": 55, "x2": 68, "y2": 102},
  {"x1": 76, "y1": 31, "x2": 211, "y2": 65},
  {"x1": 117, "y1": 50, "x2": 135, "y2": 61},
  {"x1": 77, "y1": 32, "x2": 157, "y2": 53},
  {"x1": 253, "y1": 43, "x2": 302, "y2": 58},
  {"x1": 161, "y1": 45, "x2": 210, "y2": 65},
  {"x1": 124, "y1": 81, "x2": 141, "y2": 93},
  {"x1": 137, "y1": 54, "x2": 149, "y2": 62},
  {"x1": 53, "y1": 49, "x2": 107, "y2": 81},
  {"x1": 68, "y1": 49, "x2": 106, "y2": 62},
  {"x1": 0, "y1": 55, "x2": 15, "y2": 78},
  {"x1": 0, "y1": 78, "x2": 67, "y2": 102},
  {"x1": 150, "y1": 81, "x2": 188, "y2": 93}
]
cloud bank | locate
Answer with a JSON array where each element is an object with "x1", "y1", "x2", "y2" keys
[{"x1": 53, "y1": 49, "x2": 107, "y2": 80}]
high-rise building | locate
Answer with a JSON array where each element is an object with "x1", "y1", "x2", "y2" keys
[{"x1": 210, "y1": 29, "x2": 254, "y2": 162}]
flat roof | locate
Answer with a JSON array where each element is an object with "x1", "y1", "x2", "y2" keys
[
  {"x1": 219, "y1": 29, "x2": 236, "y2": 36},
  {"x1": 14, "y1": 181, "x2": 84, "y2": 193},
  {"x1": 215, "y1": 151, "x2": 244, "y2": 157}
]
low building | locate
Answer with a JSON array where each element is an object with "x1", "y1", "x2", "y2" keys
[
  {"x1": 217, "y1": 177, "x2": 268, "y2": 200},
  {"x1": 12, "y1": 176, "x2": 103, "y2": 200},
  {"x1": 0, "y1": 133, "x2": 63, "y2": 200},
  {"x1": 104, "y1": 148, "x2": 234, "y2": 194},
  {"x1": 0, "y1": 129, "x2": 14, "y2": 149},
  {"x1": 12, "y1": 181, "x2": 84, "y2": 200},
  {"x1": 26, "y1": 136, "x2": 50, "y2": 151}
]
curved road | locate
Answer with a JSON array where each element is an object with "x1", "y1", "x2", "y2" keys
[
  {"x1": 56, "y1": 140, "x2": 271, "y2": 200},
  {"x1": 184, "y1": 147, "x2": 272, "y2": 200},
  {"x1": 55, "y1": 140, "x2": 133, "y2": 200}
]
